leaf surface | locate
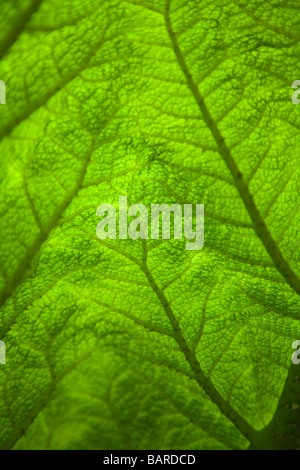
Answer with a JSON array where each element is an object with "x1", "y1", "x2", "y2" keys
[{"x1": 0, "y1": 0, "x2": 300, "y2": 450}]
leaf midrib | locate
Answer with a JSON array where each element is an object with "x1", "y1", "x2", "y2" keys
[
  {"x1": 164, "y1": 0, "x2": 300, "y2": 298},
  {"x1": 0, "y1": 106, "x2": 120, "y2": 315},
  {"x1": 139, "y1": 239, "x2": 255, "y2": 442},
  {"x1": 0, "y1": 0, "x2": 43, "y2": 61}
]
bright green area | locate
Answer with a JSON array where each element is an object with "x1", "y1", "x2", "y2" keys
[{"x1": 0, "y1": 0, "x2": 300, "y2": 450}]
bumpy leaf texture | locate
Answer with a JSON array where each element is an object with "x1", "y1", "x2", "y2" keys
[{"x1": 0, "y1": 0, "x2": 300, "y2": 450}]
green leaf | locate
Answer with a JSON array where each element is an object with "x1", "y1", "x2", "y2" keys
[{"x1": 0, "y1": 0, "x2": 300, "y2": 450}]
